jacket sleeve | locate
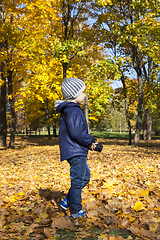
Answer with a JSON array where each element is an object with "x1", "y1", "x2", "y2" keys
[{"x1": 65, "y1": 108, "x2": 93, "y2": 147}]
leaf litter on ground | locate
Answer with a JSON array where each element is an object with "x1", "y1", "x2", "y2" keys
[{"x1": 0, "y1": 136, "x2": 160, "y2": 240}]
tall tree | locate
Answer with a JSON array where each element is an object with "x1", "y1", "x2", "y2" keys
[
  {"x1": 0, "y1": 0, "x2": 28, "y2": 147},
  {"x1": 94, "y1": 0, "x2": 160, "y2": 145},
  {"x1": 0, "y1": 0, "x2": 7, "y2": 147},
  {"x1": 8, "y1": 68, "x2": 16, "y2": 148}
]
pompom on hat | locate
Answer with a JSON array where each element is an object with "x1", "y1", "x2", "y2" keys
[{"x1": 61, "y1": 77, "x2": 86, "y2": 101}]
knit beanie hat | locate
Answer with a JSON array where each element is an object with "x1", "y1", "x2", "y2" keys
[{"x1": 61, "y1": 77, "x2": 86, "y2": 101}]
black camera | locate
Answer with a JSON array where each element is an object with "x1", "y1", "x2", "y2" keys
[{"x1": 92, "y1": 138, "x2": 103, "y2": 152}]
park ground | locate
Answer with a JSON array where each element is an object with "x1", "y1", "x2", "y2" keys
[{"x1": 0, "y1": 135, "x2": 160, "y2": 240}]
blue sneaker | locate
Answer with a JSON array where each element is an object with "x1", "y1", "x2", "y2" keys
[
  {"x1": 71, "y1": 209, "x2": 86, "y2": 219},
  {"x1": 60, "y1": 198, "x2": 68, "y2": 210}
]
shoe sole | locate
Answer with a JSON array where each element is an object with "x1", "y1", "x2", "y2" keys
[
  {"x1": 60, "y1": 204, "x2": 68, "y2": 210},
  {"x1": 71, "y1": 216, "x2": 87, "y2": 219}
]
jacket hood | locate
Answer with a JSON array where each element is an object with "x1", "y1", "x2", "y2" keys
[{"x1": 55, "y1": 100, "x2": 80, "y2": 113}]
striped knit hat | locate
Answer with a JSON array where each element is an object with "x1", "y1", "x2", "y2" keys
[{"x1": 61, "y1": 77, "x2": 86, "y2": 101}]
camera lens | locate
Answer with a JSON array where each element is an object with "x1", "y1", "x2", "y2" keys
[{"x1": 95, "y1": 143, "x2": 103, "y2": 152}]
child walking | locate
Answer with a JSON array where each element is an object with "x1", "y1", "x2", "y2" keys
[{"x1": 54, "y1": 77, "x2": 98, "y2": 218}]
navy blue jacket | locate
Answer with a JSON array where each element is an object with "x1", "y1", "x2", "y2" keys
[{"x1": 56, "y1": 101, "x2": 93, "y2": 161}]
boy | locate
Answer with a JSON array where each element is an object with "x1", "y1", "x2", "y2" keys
[{"x1": 55, "y1": 77, "x2": 98, "y2": 218}]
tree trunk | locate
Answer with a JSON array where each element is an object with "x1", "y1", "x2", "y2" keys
[
  {"x1": 143, "y1": 108, "x2": 147, "y2": 140},
  {"x1": 143, "y1": 108, "x2": 152, "y2": 140},
  {"x1": 46, "y1": 98, "x2": 51, "y2": 139},
  {"x1": 146, "y1": 58, "x2": 153, "y2": 140},
  {"x1": 0, "y1": 0, "x2": 7, "y2": 147},
  {"x1": 0, "y1": 74, "x2": 7, "y2": 147},
  {"x1": 134, "y1": 74, "x2": 143, "y2": 145},
  {"x1": 8, "y1": 70, "x2": 16, "y2": 149},
  {"x1": 84, "y1": 94, "x2": 90, "y2": 133},
  {"x1": 53, "y1": 125, "x2": 57, "y2": 137},
  {"x1": 143, "y1": 58, "x2": 153, "y2": 140},
  {"x1": 63, "y1": 62, "x2": 68, "y2": 79},
  {"x1": 121, "y1": 75, "x2": 132, "y2": 145},
  {"x1": 147, "y1": 109, "x2": 152, "y2": 140},
  {"x1": 131, "y1": 42, "x2": 143, "y2": 146}
]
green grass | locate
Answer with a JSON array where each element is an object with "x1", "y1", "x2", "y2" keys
[
  {"x1": 16, "y1": 130, "x2": 130, "y2": 138},
  {"x1": 55, "y1": 228, "x2": 136, "y2": 240},
  {"x1": 14, "y1": 129, "x2": 160, "y2": 141},
  {"x1": 107, "y1": 229, "x2": 136, "y2": 239},
  {"x1": 91, "y1": 130, "x2": 160, "y2": 140},
  {"x1": 91, "y1": 131, "x2": 131, "y2": 139}
]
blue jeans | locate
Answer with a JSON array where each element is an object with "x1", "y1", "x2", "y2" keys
[{"x1": 66, "y1": 156, "x2": 90, "y2": 214}]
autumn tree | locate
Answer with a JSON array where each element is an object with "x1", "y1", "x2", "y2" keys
[
  {"x1": 93, "y1": 0, "x2": 160, "y2": 145},
  {"x1": 0, "y1": 0, "x2": 28, "y2": 148},
  {"x1": 16, "y1": 0, "x2": 110, "y2": 132}
]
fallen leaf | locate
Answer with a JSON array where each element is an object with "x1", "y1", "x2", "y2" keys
[
  {"x1": 39, "y1": 218, "x2": 49, "y2": 225},
  {"x1": 133, "y1": 202, "x2": 146, "y2": 211},
  {"x1": 11, "y1": 222, "x2": 25, "y2": 231},
  {"x1": 1, "y1": 137, "x2": 160, "y2": 239},
  {"x1": 0, "y1": 219, "x2": 4, "y2": 227},
  {"x1": 121, "y1": 218, "x2": 129, "y2": 228},
  {"x1": 106, "y1": 216, "x2": 113, "y2": 225},
  {"x1": 44, "y1": 228, "x2": 51, "y2": 238},
  {"x1": 51, "y1": 216, "x2": 76, "y2": 230},
  {"x1": 87, "y1": 209, "x2": 98, "y2": 218}
]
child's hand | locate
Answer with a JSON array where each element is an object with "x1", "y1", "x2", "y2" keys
[{"x1": 90, "y1": 142, "x2": 98, "y2": 151}]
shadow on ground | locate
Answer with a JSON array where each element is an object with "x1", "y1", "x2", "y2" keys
[
  {"x1": 0, "y1": 135, "x2": 59, "y2": 150},
  {"x1": 2, "y1": 134, "x2": 160, "y2": 153},
  {"x1": 38, "y1": 188, "x2": 136, "y2": 240}
]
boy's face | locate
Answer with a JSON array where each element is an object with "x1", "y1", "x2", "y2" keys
[{"x1": 74, "y1": 91, "x2": 86, "y2": 105}]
